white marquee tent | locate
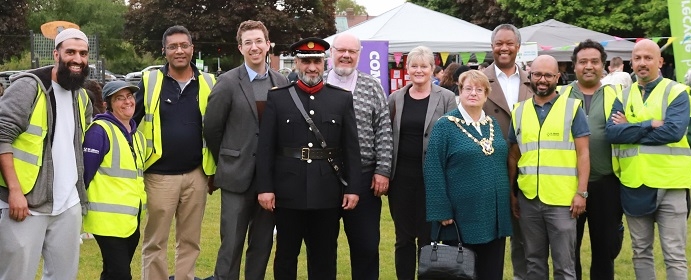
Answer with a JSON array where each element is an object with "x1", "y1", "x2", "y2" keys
[
  {"x1": 324, "y1": 3, "x2": 493, "y2": 53},
  {"x1": 519, "y1": 19, "x2": 636, "y2": 61}
]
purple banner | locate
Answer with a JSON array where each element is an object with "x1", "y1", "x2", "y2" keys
[{"x1": 357, "y1": 41, "x2": 390, "y2": 94}]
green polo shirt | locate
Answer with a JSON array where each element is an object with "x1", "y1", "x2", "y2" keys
[{"x1": 563, "y1": 82, "x2": 614, "y2": 182}]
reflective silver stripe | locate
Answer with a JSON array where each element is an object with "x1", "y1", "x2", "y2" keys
[
  {"x1": 519, "y1": 141, "x2": 575, "y2": 152},
  {"x1": 200, "y1": 73, "x2": 214, "y2": 90},
  {"x1": 146, "y1": 71, "x2": 158, "y2": 109},
  {"x1": 519, "y1": 166, "x2": 577, "y2": 176},
  {"x1": 513, "y1": 101, "x2": 526, "y2": 146},
  {"x1": 615, "y1": 147, "x2": 638, "y2": 158},
  {"x1": 661, "y1": 81, "x2": 675, "y2": 117},
  {"x1": 146, "y1": 139, "x2": 153, "y2": 147},
  {"x1": 563, "y1": 97, "x2": 575, "y2": 142},
  {"x1": 97, "y1": 121, "x2": 138, "y2": 179},
  {"x1": 640, "y1": 145, "x2": 691, "y2": 156},
  {"x1": 622, "y1": 86, "x2": 632, "y2": 109},
  {"x1": 25, "y1": 124, "x2": 43, "y2": 136},
  {"x1": 12, "y1": 147, "x2": 39, "y2": 164},
  {"x1": 89, "y1": 202, "x2": 139, "y2": 216},
  {"x1": 144, "y1": 114, "x2": 154, "y2": 122}
]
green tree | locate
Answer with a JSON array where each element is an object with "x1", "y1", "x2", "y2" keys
[
  {"x1": 409, "y1": 0, "x2": 519, "y2": 30},
  {"x1": 0, "y1": 0, "x2": 29, "y2": 64},
  {"x1": 125, "y1": 0, "x2": 336, "y2": 59},
  {"x1": 496, "y1": 0, "x2": 669, "y2": 38},
  {"x1": 336, "y1": 0, "x2": 367, "y2": 15},
  {"x1": 28, "y1": 0, "x2": 128, "y2": 58}
]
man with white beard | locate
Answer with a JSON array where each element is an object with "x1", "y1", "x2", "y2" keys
[{"x1": 325, "y1": 33, "x2": 393, "y2": 280}]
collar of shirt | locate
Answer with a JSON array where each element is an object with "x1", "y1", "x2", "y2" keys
[
  {"x1": 161, "y1": 63, "x2": 200, "y2": 79},
  {"x1": 637, "y1": 75, "x2": 663, "y2": 95},
  {"x1": 457, "y1": 104, "x2": 486, "y2": 135},
  {"x1": 326, "y1": 69, "x2": 358, "y2": 92},
  {"x1": 245, "y1": 63, "x2": 269, "y2": 82},
  {"x1": 533, "y1": 94, "x2": 560, "y2": 108},
  {"x1": 494, "y1": 63, "x2": 519, "y2": 79}
]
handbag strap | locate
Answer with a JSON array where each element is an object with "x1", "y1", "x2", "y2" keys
[
  {"x1": 288, "y1": 86, "x2": 348, "y2": 187},
  {"x1": 433, "y1": 220, "x2": 465, "y2": 247}
]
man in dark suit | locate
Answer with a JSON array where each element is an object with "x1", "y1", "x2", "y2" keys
[
  {"x1": 203, "y1": 20, "x2": 289, "y2": 280},
  {"x1": 482, "y1": 23, "x2": 534, "y2": 280},
  {"x1": 257, "y1": 37, "x2": 361, "y2": 280}
]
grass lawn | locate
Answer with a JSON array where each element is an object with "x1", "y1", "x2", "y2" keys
[{"x1": 56, "y1": 193, "x2": 691, "y2": 279}]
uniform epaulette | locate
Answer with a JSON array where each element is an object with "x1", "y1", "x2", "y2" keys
[
  {"x1": 325, "y1": 83, "x2": 351, "y2": 92},
  {"x1": 270, "y1": 83, "x2": 294, "y2": 91}
]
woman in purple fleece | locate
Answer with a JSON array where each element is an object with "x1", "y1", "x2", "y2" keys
[{"x1": 82, "y1": 80, "x2": 147, "y2": 280}]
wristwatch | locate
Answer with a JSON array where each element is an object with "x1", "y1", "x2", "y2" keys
[{"x1": 577, "y1": 191, "x2": 589, "y2": 199}]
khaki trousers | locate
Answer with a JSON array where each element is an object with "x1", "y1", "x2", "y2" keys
[{"x1": 141, "y1": 166, "x2": 208, "y2": 280}]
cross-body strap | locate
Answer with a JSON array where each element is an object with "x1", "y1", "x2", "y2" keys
[{"x1": 288, "y1": 87, "x2": 348, "y2": 187}]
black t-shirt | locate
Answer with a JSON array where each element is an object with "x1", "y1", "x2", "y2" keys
[{"x1": 397, "y1": 91, "x2": 430, "y2": 170}]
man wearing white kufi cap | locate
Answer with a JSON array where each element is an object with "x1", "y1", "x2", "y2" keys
[{"x1": 0, "y1": 27, "x2": 92, "y2": 279}]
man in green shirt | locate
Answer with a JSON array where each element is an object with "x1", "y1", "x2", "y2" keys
[{"x1": 560, "y1": 39, "x2": 623, "y2": 280}]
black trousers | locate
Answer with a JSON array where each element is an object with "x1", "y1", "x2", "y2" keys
[
  {"x1": 575, "y1": 174, "x2": 624, "y2": 280},
  {"x1": 274, "y1": 207, "x2": 340, "y2": 280},
  {"x1": 93, "y1": 226, "x2": 141, "y2": 280},
  {"x1": 464, "y1": 238, "x2": 507, "y2": 280},
  {"x1": 341, "y1": 170, "x2": 381, "y2": 280},
  {"x1": 388, "y1": 168, "x2": 432, "y2": 280}
]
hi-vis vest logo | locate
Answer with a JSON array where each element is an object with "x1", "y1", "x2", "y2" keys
[{"x1": 546, "y1": 132, "x2": 561, "y2": 137}]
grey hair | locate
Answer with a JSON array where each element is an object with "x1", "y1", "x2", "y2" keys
[
  {"x1": 407, "y1": 46, "x2": 434, "y2": 67},
  {"x1": 491, "y1": 24, "x2": 521, "y2": 44},
  {"x1": 685, "y1": 68, "x2": 691, "y2": 87}
]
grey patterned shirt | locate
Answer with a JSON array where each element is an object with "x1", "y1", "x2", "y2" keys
[{"x1": 326, "y1": 70, "x2": 393, "y2": 177}]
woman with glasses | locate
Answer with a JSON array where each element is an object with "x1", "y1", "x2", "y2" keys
[
  {"x1": 387, "y1": 45, "x2": 457, "y2": 280},
  {"x1": 424, "y1": 70, "x2": 513, "y2": 280},
  {"x1": 82, "y1": 81, "x2": 147, "y2": 280}
]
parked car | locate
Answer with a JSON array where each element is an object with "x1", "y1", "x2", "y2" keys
[
  {"x1": 0, "y1": 70, "x2": 23, "y2": 89},
  {"x1": 125, "y1": 65, "x2": 164, "y2": 83}
]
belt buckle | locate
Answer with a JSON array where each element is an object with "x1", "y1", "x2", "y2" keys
[{"x1": 301, "y1": 148, "x2": 310, "y2": 161}]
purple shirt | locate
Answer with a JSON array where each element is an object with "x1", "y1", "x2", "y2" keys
[{"x1": 82, "y1": 112, "x2": 138, "y2": 188}]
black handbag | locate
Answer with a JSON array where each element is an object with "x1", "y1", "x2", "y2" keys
[{"x1": 418, "y1": 221, "x2": 477, "y2": 280}]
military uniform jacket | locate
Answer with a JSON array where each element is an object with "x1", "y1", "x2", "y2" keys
[{"x1": 256, "y1": 83, "x2": 362, "y2": 209}]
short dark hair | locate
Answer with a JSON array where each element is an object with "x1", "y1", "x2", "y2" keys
[
  {"x1": 610, "y1": 56, "x2": 624, "y2": 68},
  {"x1": 236, "y1": 20, "x2": 269, "y2": 45},
  {"x1": 571, "y1": 39, "x2": 607, "y2": 65},
  {"x1": 162, "y1": 25, "x2": 192, "y2": 47},
  {"x1": 491, "y1": 24, "x2": 521, "y2": 44}
]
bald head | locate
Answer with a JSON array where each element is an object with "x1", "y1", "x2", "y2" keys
[
  {"x1": 529, "y1": 55, "x2": 559, "y2": 96},
  {"x1": 631, "y1": 39, "x2": 663, "y2": 84},
  {"x1": 331, "y1": 33, "x2": 362, "y2": 76}
]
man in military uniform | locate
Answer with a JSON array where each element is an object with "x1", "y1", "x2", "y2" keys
[{"x1": 256, "y1": 38, "x2": 361, "y2": 279}]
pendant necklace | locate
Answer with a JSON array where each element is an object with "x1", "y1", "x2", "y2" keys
[{"x1": 447, "y1": 115, "x2": 495, "y2": 155}]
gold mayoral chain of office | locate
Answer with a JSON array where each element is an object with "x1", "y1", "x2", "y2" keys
[{"x1": 447, "y1": 115, "x2": 495, "y2": 156}]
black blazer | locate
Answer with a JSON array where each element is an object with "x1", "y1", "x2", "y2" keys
[{"x1": 256, "y1": 84, "x2": 361, "y2": 209}]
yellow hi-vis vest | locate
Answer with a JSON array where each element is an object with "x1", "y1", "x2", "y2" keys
[
  {"x1": 560, "y1": 84, "x2": 622, "y2": 177},
  {"x1": 512, "y1": 94, "x2": 581, "y2": 206},
  {"x1": 83, "y1": 120, "x2": 147, "y2": 237},
  {"x1": 0, "y1": 86, "x2": 88, "y2": 194},
  {"x1": 139, "y1": 70, "x2": 216, "y2": 175},
  {"x1": 612, "y1": 79, "x2": 691, "y2": 189}
]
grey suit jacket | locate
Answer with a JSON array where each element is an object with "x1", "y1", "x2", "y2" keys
[
  {"x1": 388, "y1": 83, "x2": 457, "y2": 178},
  {"x1": 204, "y1": 65, "x2": 289, "y2": 193},
  {"x1": 482, "y1": 63, "x2": 533, "y2": 141}
]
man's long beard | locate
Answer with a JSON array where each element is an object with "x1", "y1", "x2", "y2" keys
[
  {"x1": 333, "y1": 66, "x2": 355, "y2": 77},
  {"x1": 298, "y1": 71, "x2": 323, "y2": 86},
  {"x1": 56, "y1": 58, "x2": 89, "y2": 91}
]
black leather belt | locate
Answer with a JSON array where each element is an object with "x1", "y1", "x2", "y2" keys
[{"x1": 281, "y1": 147, "x2": 340, "y2": 160}]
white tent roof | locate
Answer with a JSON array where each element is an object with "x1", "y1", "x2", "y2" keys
[
  {"x1": 325, "y1": 3, "x2": 492, "y2": 53},
  {"x1": 519, "y1": 19, "x2": 636, "y2": 61}
]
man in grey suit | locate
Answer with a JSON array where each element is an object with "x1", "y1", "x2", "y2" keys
[
  {"x1": 482, "y1": 23, "x2": 534, "y2": 280},
  {"x1": 204, "y1": 20, "x2": 289, "y2": 280}
]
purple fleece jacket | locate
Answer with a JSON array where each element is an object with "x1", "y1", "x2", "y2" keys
[{"x1": 82, "y1": 112, "x2": 138, "y2": 188}]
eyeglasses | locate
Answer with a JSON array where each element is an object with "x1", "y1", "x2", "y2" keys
[
  {"x1": 242, "y1": 39, "x2": 266, "y2": 48},
  {"x1": 530, "y1": 72, "x2": 557, "y2": 81},
  {"x1": 113, "y1": 94, "x2": 135, "y2": 102},
  {"x1": 165, "y1": 43, "x2": 193, "y2": 51},
  {"x1": 461, "y1": 87, "x2": 486, "y2": 95},
  {"x1": 333, "y1": 47, "x2": 360, "y2": 55}
]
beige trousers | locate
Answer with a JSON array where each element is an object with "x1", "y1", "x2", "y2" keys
[{"x1": 141, "y1": 166, "x2": 208, "y2": 280}]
